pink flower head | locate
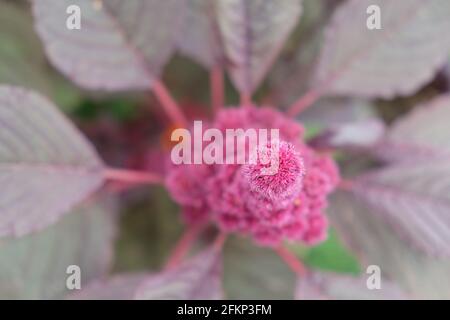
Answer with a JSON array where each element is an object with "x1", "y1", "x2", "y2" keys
[
  {"x1": 165, "y1": 163, "x2": 212, "y2": 224},
  {"x1": 302, "y1": 212, "x2": 329, "y2": 245},
  {"x1": 303, "y1": 168, "x2": 332, "y2": 197},
  {"x1": 242, "y1": 140, "x2": 305, "y2": 202},
  {"x1": 165, "y1": 106, "x2": 340, "y2": 247}
]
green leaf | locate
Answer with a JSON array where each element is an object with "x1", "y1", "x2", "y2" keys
[{"x1": 303, "y1": 229, "x2": 361, "y2": 275}]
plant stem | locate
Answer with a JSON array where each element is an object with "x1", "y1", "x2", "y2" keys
[
  {"x1": 152, "y1": 80, "x2": 188, "y2": 127},
  {"x1": 338, "y1": 178, "x2": 354, "y2": 191},
  {"x1": 287, "y1": 88, "x2": 322, "y2": 117},
  {"x1": 165, "y1": 223, "x2": 204, "y2": 270},
  {"x1": 104, "y1": 168, "x2": 163, "y2": 185},
  {"x1": 213, "y1": 232, "x2": 227, "y2": 250},
  {"x1": 240, "y1": 92, "x2": 252, "y2": 106},
  {"x1": 211, "y1": 67, "x2": 224, "y2": 113},
  {"x1": 276, "y1": 246, "x2": 307, "y2": 277}
]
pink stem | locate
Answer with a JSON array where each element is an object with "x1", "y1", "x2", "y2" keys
[
  {"x1": 211, "y1": 67, "x2": 224, "y2": 113},
  {"x1": 276, "y1": 246, "x2": 307, "y2": 277},
  {"x1": 240, "y1": 92, "x2": 252, "y2": 107},
  {"x1": 287, "y1": 88, "x2": 322, "y2": 117},
  {"x1": 213, "y1": 232, "x2": 227, "y2": 250},
  {"x1": 152, "y1": 80, "x2": 188, "y2": 127},
  {"x1": 165, "y1": 223, "x2": 204, "y2": 270},
  {"x1": 338, "y1": 178, "x2": 354, "y2": 191},
  {"x1": 104, "y1": 168, "x2": 163, "y2": 185}
]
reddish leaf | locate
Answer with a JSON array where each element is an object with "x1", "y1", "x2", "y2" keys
[
  {"x1": 315, "y1": 0, "x2": 450, "y2": 98},
  {"x1": 33, "y1": 0, "x2": 184, "y2": 90},
  {"x1": 135, "y1": 247, "x2": 223, "y2": 300},
  {"x1": 351, "y1": 161, "x2": 450, "y2": 257},
  {"x1": 329, "y1": 192, "x2": 450, "y2": 299},
  {"x1": 223, "y1": 236, "x2": 295, "y2": 299},
  {"x1": 70, "y1": 274, "x2": 148, "y2": 300},
  {"x1": 310, "y1": 118, "x2": 385, "y2": 150},
  {"x1": 177, "y1": 0, "x2": 224, "y2": 68},
  {"x1": 0, "y1": 86, "x2": 103, "y2": 237},
  {"x1": 0, "y1": 199, "x2": 117, "y2": 299},
  {"x1": 269, "y1": 0, "x2": 340, "y2": 108},
  {"x1": 217, "y1": 0, "x2": 302, "y2": 95},
  {"x1": 296, "y1": 272, "x2": 408, "y2": 300},
  {"x1": 376, "y1": 95, "x2": 450, "y2": 162}
]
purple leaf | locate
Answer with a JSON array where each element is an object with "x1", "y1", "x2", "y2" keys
[
  {"x1": 135, "y1": 247, "x2": 223, "y2": 300},
  {"x1": 69, "y1": 273, "x2": 149, "y2": 300},
  {"x1": 309, "y1": 118, "x2": 385, "y2": 150},
  {"x1": 0, "y1": 1, "x2": 52, "y2": 97},
  {"x1": 0, "y1": 198, "x2": 117, "y2": 299},
  {"x1": 376, "y1": 95, "x2": 450, "y2": 162},
  {"x1": 329, "y1": 192, "x2": 450, "y2": 299},
  {"x1": 0, "y1": 86, "x2": 104, "y2": 237},
  {"x1": 300, "y1": 98, "x2": 378, "y2": 130},
  {"x1": 0, "y1": 1, "x2": 82, "y2": 112},
  {"x1": 269, "y1": 0, "x2": 340, "y2": 108},
  {"x1": 224, "y1": 237, "x2": 295, "y2": 299},
  {"x1": 296, "y1": 272, "x2": 408, "y2": 300},
  {"x1": 217, "y1": 0, "x2": 302, "y2": 95},
  {"x1": 32, "y1": 0, "x2": 184, "y2": 91},
  {"x1": 351, "y1": 161, "x2": 450, "y2": 257},
  {"x1": 315, "y1": 0, "x2": 450, "y2": 98},
  {"x1": 177, "y1": 0, "x2": 224, "y2": 68},
  {"x1": 299, "y1": 98, "x2": 384, "y2": 150}
]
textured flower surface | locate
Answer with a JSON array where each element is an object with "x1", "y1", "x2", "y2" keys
[{"x1": 166, "y1": 106, "x2": 340, "y2": 247}]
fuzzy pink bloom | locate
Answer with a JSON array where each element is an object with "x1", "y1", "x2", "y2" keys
[
  {"x1": 242, "y1": 140, "x2": 304, "y2": 201},
  {"x1": 181, "y1": 205, "x2": 209, "y2": 225},
  {"x1": 206, "y1": 165, "x2": 249, "y2": 231},
  {"x1": 165, "y1": 106, "x2": 339, "y2": 247},
  {"x1": 302, "y1": 212, "x2": 329, "y2": 245},
  {"x1": 253, "y1": 228, "x2": 284, "y2": 246},
  {"x1": 303, "y1": 168, "x2": 332, "y2": 197},
  {"x1": 311, "y1": 155, "x2": 340, "y2": 189},
  {"x1": 165, "y1": 164, "x2": 212, "y2": 224}
]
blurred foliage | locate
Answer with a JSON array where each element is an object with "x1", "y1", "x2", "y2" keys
[
  {"x1": 224, "y1": 236, "x2": 296, "y2": 299},
  {"x1": 0, "y1": 196, "x2": 116, "y2": 299},
  {"x1": 375, "y1": 70, "x2": 448, "y2": 124},
  {"x1": 0, "y1": 0, "x2": 82, "y2": 112},
  {"x1": 2, "y1": 0, "x2": 449, "y2": 296},
  {"x1": 113, "y1": 188, "x2": 183, "y2": 272},
  {"x1": 74, "y1": 96, "x2": 141, "y2": 122},
  {"x1": 222, "y1": 230, "x2": 360, "y2": 298},
  {"x1": 0, "y1": 0, "x2": 381, "y2": 281}
]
